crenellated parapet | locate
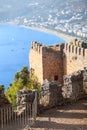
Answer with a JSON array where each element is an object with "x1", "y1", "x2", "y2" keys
[
  {"x1": 31, "y1": 41, "x2": 64, "y2": 54},
  {"x1": 42, "y1": 44, "x2": 64, "y2": 54},
  {"x1": 31, "y1": 41, "x2": 43, "y2": 53},
  {"x1": 49, "y1": 43, "x2": 64, "y2": 52},
  {"x1": 70, "y1": 38, "x2": 87, "y2": 48},
  {"x1": 31, "y1": 40, "x2": 87, "y2": 56},
  {"x1": 64, "y1": 42, "x2": 87, "y2": 57},
  {"x1": 63, "y1": 39, "x2": 87, "y2": 75}
]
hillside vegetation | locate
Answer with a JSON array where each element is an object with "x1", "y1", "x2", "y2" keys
[{"x1": 6, "y1": 66, "x2": 40, "y2": 106}]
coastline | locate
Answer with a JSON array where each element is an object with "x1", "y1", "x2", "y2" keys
[
  {"x1": 0, "y1": 23, "x2": 78, "y2": 43},
  {"x1": 21, "y1": 25, "x2": 77, "y2": 43}
]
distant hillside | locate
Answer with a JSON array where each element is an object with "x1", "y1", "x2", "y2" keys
[
  {"x1": 0, "y1": 0, "x2": 87, "y2": 20},
  {"x1": 0, "y1": 0, "x2": 87, "y2": 40}
]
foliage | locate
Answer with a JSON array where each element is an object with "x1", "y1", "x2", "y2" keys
[
  {"x1": 6, "y1": 66, "x2": 41, "y2": 106},
  {"x1": 0, "y1": 85, "x2": 4, "y2": 91}
]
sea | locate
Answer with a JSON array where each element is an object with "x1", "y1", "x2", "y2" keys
[{"x1": 0, "y1": 24, "x2": 65, "y2": 89}]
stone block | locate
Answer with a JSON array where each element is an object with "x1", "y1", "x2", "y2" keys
[{"x1": 39, "y1": 79, "x2": 63, "y2": 109}]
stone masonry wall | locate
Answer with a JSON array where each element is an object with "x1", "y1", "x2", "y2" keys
[
  {"x1": 42, "y1": 44, "x2": 64, "y2": 84},
  {"x1": 17, "y1": 89, "x2": 36, "y2": 111},
  {"x1": 29, "y1": 42, "x2": 43, "y2": 83},
  {"x1": 63, "y1": 39, "x2": 87, "y2": 75},
  {"x1": 29, "y1": 40, "x2": 87, "y2": 85},
  {"x1": 29, "y1": 42, "x2": 64, "y2": 84},
  {"x1": 39, "y1": 80, "x2": 63, "y2": 110},
  {"x1": 62, "y1": 69, "x2": 87, "y2": 101}
]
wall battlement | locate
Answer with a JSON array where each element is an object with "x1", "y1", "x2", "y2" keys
[
  {"x1": 31, "y1": 40, "x2": 87, "y2": 56},
  {"x1": 31, "y1": 41, "x2": 43, "y2": 53},
  {"x1": 71, "y1": 38, "x2": 87, "y2": 48},
  {"x1": 31, "y1": 41, "x2": 64, "y2": 53},
  {"x1": 63, "y1": 39, "x2": 87, "y2": 75},
  {"x1": 64, "y1": 38, "x2": 87, "y2": 57},
  {"x1": 64, "y1": 44, "x2": 87, "y2": 57},
  {"x1": 48, "y1": 44, "x2": 64, "y2": 52}
]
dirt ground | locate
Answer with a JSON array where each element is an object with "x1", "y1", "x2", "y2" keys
[{"x1": 31, "y1": 98, "x2": 87, "y2": 130}]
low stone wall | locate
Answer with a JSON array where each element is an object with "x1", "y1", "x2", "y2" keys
[
  {"x1": 17, "y1": 89, "x2": 37, "y2": 112},
  {"x1": 62, "y1": 69, "x2": 87, "y2": 101},
  {"x1": 39, "y1": 80, "x2": 63, "y2": 110},
  {"x1": 0, "y1": 89, "x2": 37, "y2": 129}
]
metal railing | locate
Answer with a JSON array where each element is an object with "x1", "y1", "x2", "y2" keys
[{"x1": 0, "y1": 91, "x2": 37, "y2": 130}]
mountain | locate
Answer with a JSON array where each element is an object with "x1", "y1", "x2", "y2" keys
[{"x1": 0, "y1": 0, "x2": 87, "y2": 19}]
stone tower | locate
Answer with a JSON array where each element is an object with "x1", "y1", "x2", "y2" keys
[
  {"x1": 29, "y1": 41, "x2": 64, "y2": 84},
  {"x1": 29, "y1": 40, "x2": 87, "y2": 85}
]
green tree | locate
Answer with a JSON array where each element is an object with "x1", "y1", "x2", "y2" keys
[
  {"x1": 0, "y1": 85, "x2": 4, "y2": 91},
  {"x1": 6, "y1": 66, "x2": 40, "y2": 106}
]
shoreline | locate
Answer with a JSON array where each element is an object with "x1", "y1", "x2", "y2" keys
[
  {"x1": 0, "y1": 23, "x2": 78, "y2": 43},
  {"x1": 21, "y1": 25, "x2": 77, "y2": 43}
]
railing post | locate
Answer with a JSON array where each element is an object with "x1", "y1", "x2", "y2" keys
[
  {"x1": 1, "y1": 108, "x2": 3, "y2": 129},
  {"x1": 0, "y1": 89, "x2": 38, "y2": 130},
  {"x1": 35, "y1": 90, "x2": 37, "y2": 120}
]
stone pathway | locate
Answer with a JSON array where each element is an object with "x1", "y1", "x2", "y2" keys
[
  {"x1": 11, "y1": 98, "x2": 87, "y2": 130},
  {"x1": 31, "y1": 98, "x2": 87, "y2": 130}
]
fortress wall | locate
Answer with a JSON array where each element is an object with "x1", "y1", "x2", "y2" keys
[
  {"x1": 42, "y1": 45, "x2": 64, "y2": 84},
  {"x1": 63, "y1": 44, "x2": 87, "y2": 75},
  {"x1": 29, "y1": 42, "x2": 43, "y2": 83},
  {"x1": 29, "y1": 42, "x2": 64, "y2": 84},
  {"x1": 29, "y1": 40, "x2": 87, "y2": 85}
]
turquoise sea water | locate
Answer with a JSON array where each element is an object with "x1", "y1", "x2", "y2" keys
[{"x1": 0, "y1": 24, "x2": 65, "y2": 89}]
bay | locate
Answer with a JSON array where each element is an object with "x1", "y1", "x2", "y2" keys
[{"x1": 0, "y1": 24, "x2": 65, "y2": 89}]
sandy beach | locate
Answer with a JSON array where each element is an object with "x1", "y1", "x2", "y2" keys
[
  {"x1": 21, "y1": 25, "x2": 77, "y2": 43},
  {"x1": 3, "y1": 22, "x2": 78, "y2": 43}
]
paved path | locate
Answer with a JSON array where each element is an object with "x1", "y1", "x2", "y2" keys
[{"x1": 32, "y1": 99, "x2": 87, "y2": 130}]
